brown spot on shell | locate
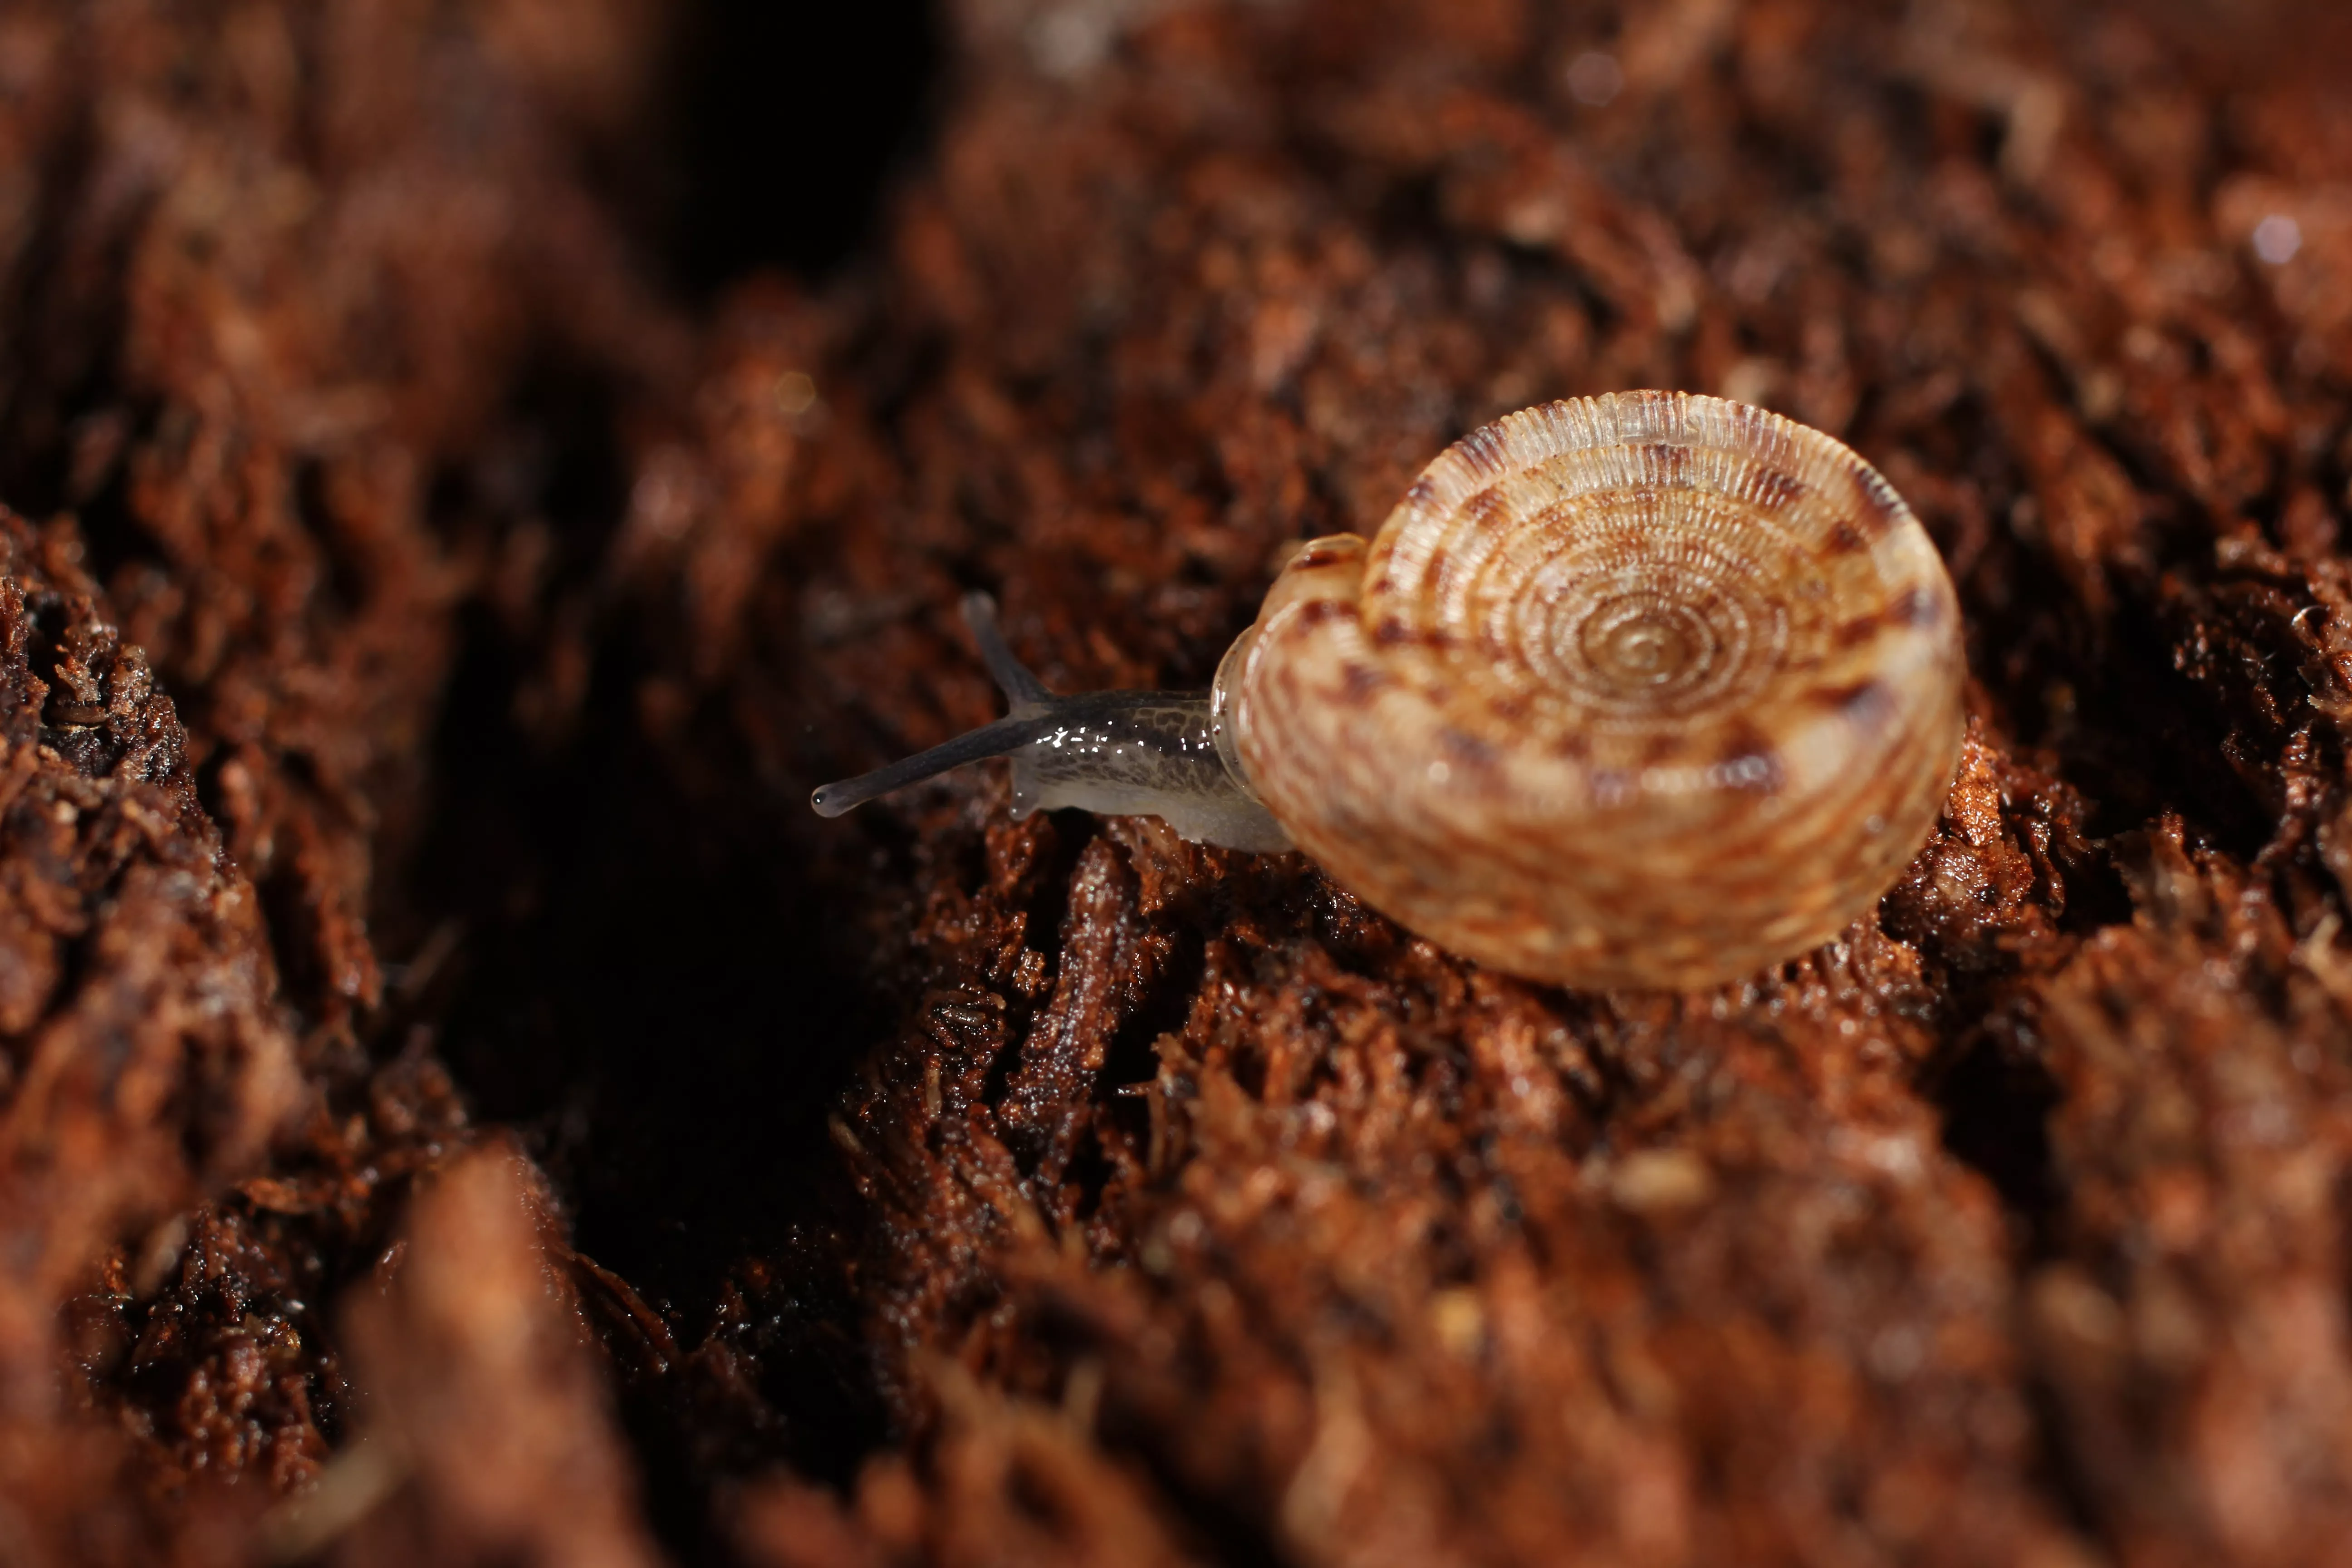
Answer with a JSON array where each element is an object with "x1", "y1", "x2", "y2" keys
[
  {"x1": 1749, "y1": 466, "x2": 1807, "y2": 511},
  {"x1": 1439, "y1": 485, "x2": 1519, "y2": 558},
  {"x1": 1822, "y1": 679, "x2": 1896, "y2": 730},
  {"x1": 1372, "y1": 617, "x2": 1450, "y2": 650},
  {"x1": 1292, "y1": 598, "x2": 1352, "y2": 628},
  {"x1": 1456, "y1": 424, "x2": 1512, "y2": 479},
  {"x1": 1825, "y1": 521, "x2": 1869, "y2": 555},
  {"x1": 1711, "y1": 720, "x2": 1785, "y2": 793},
  {"x1": 1850, "y1": 462, "x2": 1906, "y2": 539},
  {"x1": 1439, "y1": 727, "x2": 1501, "y2": 775},
  {"x1": 1833, "y1": 613, "x2": 1886, "y2": 649},
  {"x1": 1715, "y1": 745, "x2": 1785, "y2": 794},
  {"x1": 1642, "y1": 443, "x2": 1693, "y2": 487},
  {"x1": 1887, "y1": 584, "x2": 1941, "y2": 627},
  {"x1": 1339, "y1": 663, "x2": 1389, "y2": 704}
]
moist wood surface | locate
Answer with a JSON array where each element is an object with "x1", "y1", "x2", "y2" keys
[{"x1": 2, "y1": 1, "x2": 2352, "y2": 1565}]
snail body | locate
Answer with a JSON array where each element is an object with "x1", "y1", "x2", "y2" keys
[
  {"x1": 812, "y1": 606, "x2": 1292, "y2": 853},
  {"x1": 813, "y1": 392, "x2": 1965, "y2": 989}
]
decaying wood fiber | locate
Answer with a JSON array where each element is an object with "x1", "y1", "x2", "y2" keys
[{"x1": 4, "y1": 0, "x2": 2352, "y2": 1564}]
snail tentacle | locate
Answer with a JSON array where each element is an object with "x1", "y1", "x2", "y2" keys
[
  {"x1": 808, "y1": 711, "x2": 1055, "y2": 818},
  {"x1": 960, "y1": 591, "x2": 1054, "y2": 708},
  {"x1": 809, "y1": 596, "x2": 1293, "y2": 852}
]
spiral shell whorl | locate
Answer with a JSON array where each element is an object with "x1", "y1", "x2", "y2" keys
[{"x1": 1221, "y1": 392, "x2": 1965, "y2": 989}]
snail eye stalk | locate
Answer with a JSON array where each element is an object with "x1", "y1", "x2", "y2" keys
[{"x1": 809, "y1": 596, "x2": 1054, "y2": 818}]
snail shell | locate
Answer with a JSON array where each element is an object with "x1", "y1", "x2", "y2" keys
[
  {"x1": 815, "y1": 392, "x2": 1966, "y2": 990},
  {"x1": 1215, "y1": 392, "x2": 1964, "y2": 987}
]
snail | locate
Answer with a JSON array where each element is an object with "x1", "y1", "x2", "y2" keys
[{"x1": 813, "y1": 392, "x2": 1965, "y2": 989}]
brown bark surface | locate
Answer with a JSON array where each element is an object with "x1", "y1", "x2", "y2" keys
[{"x1": 2, "y1": 1, "x2": 2351, "y2": 1564}]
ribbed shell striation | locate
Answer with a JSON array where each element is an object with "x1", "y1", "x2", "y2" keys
[{"x1": 1215, "y1": 391, "x2": 1966, "y2": 988}]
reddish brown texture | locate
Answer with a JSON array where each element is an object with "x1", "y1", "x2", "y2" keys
[
  {"x1": 5, "y1": 0, "x2": 2352, "y2": 1566},
  {"x1": 0, "y1": 505, "x2": 296, "y2": 1559},
  {"x1": 0, "y1": 0, "x2": 679, "y2": 1560},
  {"x1": 0, "y1": 0, "x2": 684, "y2": 1035},
  {"x1": 322, "y1": 1145, "x2": 662, "y2": 1568},
  {"x1": 734, "y1": 1367, "x2": 1206, "y2": 1568}
]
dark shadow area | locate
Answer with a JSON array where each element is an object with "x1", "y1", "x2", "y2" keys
[
  {"x1": 387, "y1": 3, "x2": 944, "y2": 1544},
  {"x1": 0, "y1": 98, "x2": 120, "y2": 517},
  {"x1": 408, "y1": 581, "x2": 893, "y2": 1539},
  {"x1": 662, "y1": 0, "x2": 944, "y2": 294},
  {"x1": 1936, "y1": 1034, "x2": 2066, "y2": 1259}
]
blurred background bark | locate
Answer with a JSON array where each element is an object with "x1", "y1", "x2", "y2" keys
[{"x1": 3, "y1": 1, "x2": 2352, "y2": 1563}]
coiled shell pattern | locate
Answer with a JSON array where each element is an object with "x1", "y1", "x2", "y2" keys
[{"x1": 1215, "y1": 391, "x2": 1965, "y2": 989}]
